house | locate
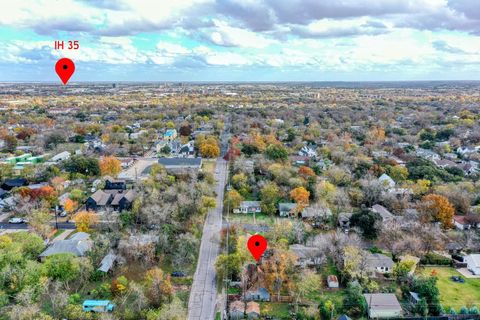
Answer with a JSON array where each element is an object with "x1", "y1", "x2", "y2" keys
[
  {"x1": 371, "y1": 204, "x2": 395, "y2": 222},
  {"x1": 178, "y1": 141, "x2": 195, "y2": 157},
  {"x1": 86, "y1": 190, "x2": 113, "y2": 211},
  {"x1": 86, "y1": 189, "x2": 135, "y2": 212},
  {"x1": 453, "y1": 215, "x2": 472, "y2": 230},
  {"x1": 111, "y1": 190, "x2": 136, "y2": 212},
  {"x1": 1, "y1": 178, "x2": 28, "y2": 191},
  {"x1": 98, "y1": 252, "x2": 116, "y2": 273},
  {"x1": 244, "y1": 287, "x2": 270, "y2": 302},
  {"x1": 163, "y1": 129, "x2": 177, "y2": 141},
  {"x1": 120, "y1": 158, "x2": 134, "y2": 169},
  {"x1": 104, "y1": 176, "x2": 127, "y2": 190},
  {"x1": 234, "y1": 201, "x2": 261, "y2": 214},
  {"x1": 278, "y1": 202, "x2": 297, "y2": 217},
  {"x1": 288, "y1": 155, "x2": 309, "y2": 166},
  {"x1": 39, "y1": 232, "x2": 92, "y2": 260},
  {"x1": 48, "y1": 151, "x2": 71, "y2": 164},
  {"x1": 290, "y1": 244, "x2": 323, "y2": 267},
  {"x1": 327, "y1": 275, "x2": 339, "y2": 288},
  {"x1": 465, "y1": 254, "x2": 480, "y2": 275},
  {"x1": 245, "y1": 302, "x2": 260, "y2": 319},
  {"x1": 366, "y1": 253, "x2": 395, "y2": 275},
  {"x1": 363, "y1": 293, "x2": 402, "y2": 318},
  {"x1": 378, "y1": 174, "x2": 395, "y2": 189},
  {"x1": 446, "y1": 242, "x2": 463, "y2": 254},
  {"x1": 460, "y1": 161, "x2": 480, "y2": 176},
  {"x1": 229, "y1": 301, "x2": 260, "y2": 320},
  {"x1": 457, "y1": 146, "x2": 479, "y2": 156},
  {"x1": 157, "y1": 157, "x2": 202, "y2": 172},
  {"x1": 298, "y1": 145, "x2": 317, "y2": 158},
  {"x1": 301, "y1": 204, "x2": 332, "y2": 226},
  {"x1": 416, "y1": 148, "x2": 440, "y2": 161}
]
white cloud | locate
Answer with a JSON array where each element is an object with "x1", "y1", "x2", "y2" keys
[{"x1": 208, "y1": 20, "x2": 275, "y2": 48}]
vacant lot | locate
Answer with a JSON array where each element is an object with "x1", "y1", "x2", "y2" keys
[{"x1": 420, "y1": 267, "x2": 480, "y2": 310}]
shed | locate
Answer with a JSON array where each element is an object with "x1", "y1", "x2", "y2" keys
[{"x1": 364, "y1": 293, "x2": 402, "y2": 318}]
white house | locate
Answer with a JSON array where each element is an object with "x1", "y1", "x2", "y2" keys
[
  {"x1": 233, "y1": 201, "x2": 261, "y2": 214},
  {"x1": 298, "y1": 145, "x2": 317, "y2": 158},
  {"x1": 465, "y1": 254, "x2": 480, "y2": 275}
]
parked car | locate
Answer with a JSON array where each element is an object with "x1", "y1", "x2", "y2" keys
[
  {"x1": 171, "y1": 271, "x2": 186, "y2": 277},
  {"x1": 58, "y1": 211, "x2": 67, "y2": 217},
  {"x1": 8, "y1": 217, "x2": 25, "y2": 224}
]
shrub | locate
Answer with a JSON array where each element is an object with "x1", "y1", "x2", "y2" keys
[{"x1": 420, "y1": 252, "x2": 451, "y2": 266}]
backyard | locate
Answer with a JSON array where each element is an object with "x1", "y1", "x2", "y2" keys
[{"x1": 420, "y1": 267, "x2": 480, "y2": 311}]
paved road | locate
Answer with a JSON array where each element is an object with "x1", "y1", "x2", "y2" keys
[
  {"x1": 0, "y1": 222, "x2": 76, "y2": 230},
  {"x1": 188, "y1": 158, "x2": 227, "y2": 320}
]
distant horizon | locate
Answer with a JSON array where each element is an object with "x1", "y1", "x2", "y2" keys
[{"x1": 2, "y1": 80, "x2": 480, "y2": 84}]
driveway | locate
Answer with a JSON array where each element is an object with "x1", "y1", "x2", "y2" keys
[{"x1": 188, "y1": 158, "x2": 227, "y2": 320}]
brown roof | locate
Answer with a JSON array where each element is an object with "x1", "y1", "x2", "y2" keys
[
  {"x1": 90, "y1": 190, "x2": 111, "y2": 206},
  {"x1": 246, "y1": 301, "x2": 260, "y2": 315},
  {"x1": 453, "y1": 215, "x2": 467, "y2": 225}
]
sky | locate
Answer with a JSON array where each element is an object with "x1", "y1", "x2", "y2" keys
[{"x1": 0, "y1": 0, "x2": 479, "y2": 82}]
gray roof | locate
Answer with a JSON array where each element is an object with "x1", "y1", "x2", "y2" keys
[
  {"x1": 98, "y1": 253, "x2": 116, "y2": 272},
  {"x1": 40, "y1": 239, "x2": 92, "y2": 257},
  {"x1": 366, "y1": 253, "x2": 395, "y2": 269},
  {"x1": 240, "y1": 201, "x2": 261, "y2": 208},
  {"x1": 158, "y1": 157, "x2": 202, "y2": 168},
  {"x1": 301, "y1": 205, "x2": 332, "y2": 218},
  {"x1": 289, "y1": 244, "x2": 322, "y2": 259},
  {"x1": 278, "y1": 202, "x2": 296, "y2": 212},
  {"x1": 70, "y1": 232, "x2": 90, "y2": 241},
  {"x1": 363, "y1": 293, "x2": 402, "y2": 312},
  {"x1": 371, "y1": 204, "x2": 394, "y2": 220}
]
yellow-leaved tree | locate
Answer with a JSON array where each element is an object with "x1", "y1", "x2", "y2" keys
[
  {"x1": 99, "y1": 156, "x2": 122, "y2": 177},
  {"x1": 73, "y1": 210, "x2": 98, "y2": 232}
]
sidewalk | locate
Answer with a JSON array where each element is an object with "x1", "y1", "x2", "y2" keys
[{"x1": 51, "y1": 229, "x2": 74, "y2": 242}]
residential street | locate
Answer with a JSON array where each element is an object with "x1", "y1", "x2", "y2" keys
[{"x1": 187, "y1": 158, "x2": 227, "y2": 320}]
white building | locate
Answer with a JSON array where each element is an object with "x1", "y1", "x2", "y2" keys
[{"x1": 465, "y1": 254, "x2": 480, "y2": 275}]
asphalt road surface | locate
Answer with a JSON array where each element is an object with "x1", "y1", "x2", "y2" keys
[
  {"x1": 0, "y1": 222, "x2": 76, "y2": 230},
  {"x1": 188, "y1": 158, "x2": 227, "y2": 320}
]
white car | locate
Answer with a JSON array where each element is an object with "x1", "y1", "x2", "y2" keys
[{"x1": 8, "y1": 217, "x2": 25, "y2": 224}]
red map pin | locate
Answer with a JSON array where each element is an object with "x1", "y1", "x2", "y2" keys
[
  {"x1": 247, "y1": 234, "x2": 267, "y2": 262},
  {"x1": 55, "y1": 58, "x2": 75, "y2": 85}
]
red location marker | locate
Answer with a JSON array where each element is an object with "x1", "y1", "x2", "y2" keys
[
  {"x1": 247, "y1": 234, "x2": 267, "y2": 262},
  {"x1": 55, "y1": 58, "x2": 75, "y2": 85}
]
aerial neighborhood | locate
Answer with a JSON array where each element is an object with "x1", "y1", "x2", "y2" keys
[{"x1": 0, "y1": 82, "x2": 480, "y2": 319}]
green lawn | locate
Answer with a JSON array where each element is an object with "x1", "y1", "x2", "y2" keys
[
  {"x1": 51, "y1": 229, "x2": 65, "y2": 239},
  {"x1": 227, "y1": 213, "x2": 284, "y2": 226},
  {"x1": 420, "y1": 267, "x2": 480, "y2": 310},
  {"x1": 260, "y1": 302, "x2": 291, "y2": 319}
]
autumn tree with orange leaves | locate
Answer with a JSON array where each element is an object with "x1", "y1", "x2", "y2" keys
[
  {"x1": 73, "y1": 210, "x2": 98, "y2": 232},
  {"x1": 100, "y1": 156, "x2": 122, "y2": 177},
  {"x1": 290, "y1": 187, "x2": 310, "y2": 214},
  {"x1": 64, "y1": 198, "x2": 78, "y2": 214},
  {"x1": 298, "y1": 166, "x2": 315, "y2": 179},
  {"x1": 420, "y1": 194, "x2": 455, "y2": 228}
]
